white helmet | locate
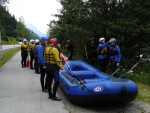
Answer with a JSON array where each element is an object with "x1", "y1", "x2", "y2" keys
[
  {"x1": 99, "y1": 37, "x2": 105, "y2": 42},
  {"x1": 35, "y1": 39, "x2": 39, "y2": 43},
  {"x1": 30, "y1": 39, "x2": 34, "y2": 43},
  {"x1": 23, "y1": 39, "x2": 27, "y2": 42}
]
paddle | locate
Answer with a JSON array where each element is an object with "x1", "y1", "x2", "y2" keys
[
  {"x1": 119, "y1": 58, "x2": 145, "y2": 78},
  {"x1": 108, "y1": 66, "x2": 124, "y2": 79},
  {"x1": 61, "y1": 54, "x2": 94, "y2": 93},
  {"x1": 61, "y1": 54, "x2": 84, "y2": 85}
]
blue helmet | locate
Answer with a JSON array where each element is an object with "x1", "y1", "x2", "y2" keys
[
  {"x1": 40, "y1": 37, "x2": 48, "y2": 41},
  {"x1": 110, "y1": 38, "x2": 116, "y2": 43},
  {"x1": 54, "y1": 38, "x2": 57, "y2": 41}
]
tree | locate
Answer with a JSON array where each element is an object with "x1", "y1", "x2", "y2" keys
[{"x1": 49, "y1": 0, "x2": 150, "y2": 64}]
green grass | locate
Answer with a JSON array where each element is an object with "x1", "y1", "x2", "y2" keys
[
  {"x1": 125, "y1": 71, "x2": 150, "y2": 104},
  {"x1": 0, "y1": 47, "x2": 20, "y2": 67},
  {"x1": 136, "y1": 82, "x2": 150, "y2": 104},
  {"x1": 1, "y1": 37, "x2": 19, "y2": 45}
]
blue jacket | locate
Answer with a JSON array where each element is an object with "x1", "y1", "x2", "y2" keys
[
  {"x1": 37, "y1": 44, "x2": 46, "y2": 65},
  {"x1": 100, "y1": 42, "x2": 121, "y2": 63},
  {"x1": 97, "y1": 43, "x2": 108, "y2": 60}
]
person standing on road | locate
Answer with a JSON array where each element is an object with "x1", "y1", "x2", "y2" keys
[
  {"x1": 29, "y1": 39, "x2": 35, "y2": 69},
  {"x1": 44, "y1": 38, "x2": 63, "y2": 101},
  {"x1": 37, "y1": 37, "x2": 49, "y2": 92},
  {"x1": 97, "y1": 37, "x2": 108, "y2": 72},
  {"x1": 21, "y1": 39, "x2": 28, "y2": 68},
  {"x1": 34, "y1": 39, "x2": 40, "y2": 74}
]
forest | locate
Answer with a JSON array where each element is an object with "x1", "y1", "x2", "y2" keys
[{"x1": 48, "y1": 0, "x2": 150, "y2": 66}]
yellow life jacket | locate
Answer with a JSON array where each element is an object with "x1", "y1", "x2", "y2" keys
[
  {"x1": 44, "y1": 46, "x2": 63, "y2": 69},
  {"x1": 29, "y1": 43, "x2": 34, "y2": 52},
  {"x1": 98, "y1": 47, "x2": 108, "y2": 55},
  {"x1": 21, "y1": 43, "x2": 28, "y2": 51}
]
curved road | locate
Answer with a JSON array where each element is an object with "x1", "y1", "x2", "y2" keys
[{"x1": 1, "y1": 44, "x2": 21, "y2": 50}]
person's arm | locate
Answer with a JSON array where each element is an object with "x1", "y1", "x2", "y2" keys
[
  {"x1": 98, "y1": 42, "x2": 110, "y2": 51},
  {"x1": 53, "y1": 48, "x2": 63, "y2": 69},
  {"x1": 38, "y1": 45, "x2": 46, "y2": 65},
  {"x1": 116, "y1": 46, "x2": 121, "y2": 66}
]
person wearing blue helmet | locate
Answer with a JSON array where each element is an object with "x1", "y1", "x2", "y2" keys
[
  {"x1": 108, "y1": 38, "x2": 121, "y2": 76},
  {"x1": 99, "y1": 37, "x2": 121, "y2": 76},
  {"x1": 54, "y1": 38, "x2": 61, "y2": 54},
  {"x1": 37, "y1": 36, "x2": 49, "y2": 92}
]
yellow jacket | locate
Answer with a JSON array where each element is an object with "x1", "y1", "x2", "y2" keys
[
  {"x1": 21, "y1": 43, "x2": 28, "y2": 51},
  {"x1": 29, "y1": 43, "x2": 34, "y2": 52},
  {"x1": 44, "y1": 46, "x2": 63, "y2": 69}
]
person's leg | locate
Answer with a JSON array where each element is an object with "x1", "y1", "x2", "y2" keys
[
  {"x1": 45, "y1": 74, "x2": 48, "y2": 90},
  {"x1": 24, "y1": 54, "x2": 28, "y2": 67},
  {"x1": 34, "y1": 58, "x2": 36, "y2": 72},
  {"x1": 21, "y1": 53, "x2": 24, "y2": 67},
  {"x1": 47, "y1": 71, "x2": 54, "y2": 99},
  {"x1": 40, "y1": 65, "x2": 48, "y2": 92},
  {"x1": 52, "y1": 70, "x2": 61, "y2": 101},
  {"x1": 110, "y1": 62, "x2": 117, "y2": 77},
  {"x1": 30, "y1": 54, "x2": 34, "y2": 69},
  {"x1": 23, "y1": 56, "x2": 26, "y2": 67}
]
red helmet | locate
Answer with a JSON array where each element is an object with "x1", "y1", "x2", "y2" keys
[{"x1": 49, "y1": 38, "x2": 57, "y2": 45}]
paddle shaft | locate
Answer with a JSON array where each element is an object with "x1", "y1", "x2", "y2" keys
[
  {"x1": 109, "y1": 66, "x2": 123, "y2": 79},
  {"x1": 119, "y1": 59, "x2": 143, "y2": 78},
  {"x1": 61, "y1": 54, "x2": 83, "y2": 85},
  {"x1": 61, "y1": 54, "x2": 95, "y2": 95}
]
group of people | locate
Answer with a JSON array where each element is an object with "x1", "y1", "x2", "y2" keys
[
  {"x1": 21, "y1": 37, "x2": 64, "y2": 101},
  {"x1": 20, "y1": 36, "x2": 121, "y2": 101},
  {"x1": 97, "y1": 37, "x2": 121, "y2": 76}
]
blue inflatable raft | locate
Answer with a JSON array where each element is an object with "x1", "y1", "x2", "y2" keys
[{"x1": 59, "y1": 60, "x2": 138, "y2": 105}]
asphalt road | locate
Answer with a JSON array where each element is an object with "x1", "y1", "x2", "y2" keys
[
  {"x1": 0, "y1": 51, "x2": 69, "y2": 113},
  {"x1": 1, "y1": 45, "x2": 20, "y2": 50}
]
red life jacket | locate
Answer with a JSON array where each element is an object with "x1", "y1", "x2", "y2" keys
[{"x1": 109, "y1": 45, "x2": 117, "y2": 56}]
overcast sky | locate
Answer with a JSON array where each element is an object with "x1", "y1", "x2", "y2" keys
[{"x1": 7, "y1": 0, "x2": 61, "y2": 34}]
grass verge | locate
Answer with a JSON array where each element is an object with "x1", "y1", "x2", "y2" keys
[
  {"x1": 0, "y1": 47, "x2": 20, "y2": 67},
  {"x1": 136, "y1": 82, "x2": 150, "y2": 104}
]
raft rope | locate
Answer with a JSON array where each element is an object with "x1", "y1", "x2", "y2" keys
[{"x1": 61, "y1": 54, "x2": 95, "y2": 95}]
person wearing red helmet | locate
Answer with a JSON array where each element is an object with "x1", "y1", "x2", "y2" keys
[{"x1": 44, "y1": 38, "x2": 63, "y2": 101}]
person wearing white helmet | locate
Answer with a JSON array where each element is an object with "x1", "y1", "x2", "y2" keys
[
  {"x1": 33, "y1": 39, "x2": 40, "y2": 74},
  {"x1": 97, "y1": 37, "x2": 108, "y2": 72},
  {"x1": 21, "y1": 38, "x2": 28, "y2": 68},
  {"x1": 29, "y1": 39, "x2": 35, "y2": 69},
  {"x1": 99, "y1": 37, "x2": 121, "y2": 76}
]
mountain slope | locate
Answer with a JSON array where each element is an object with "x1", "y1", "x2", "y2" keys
[{"x1": 26, "y1": 24, "x2": 47, "y2": 37}]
